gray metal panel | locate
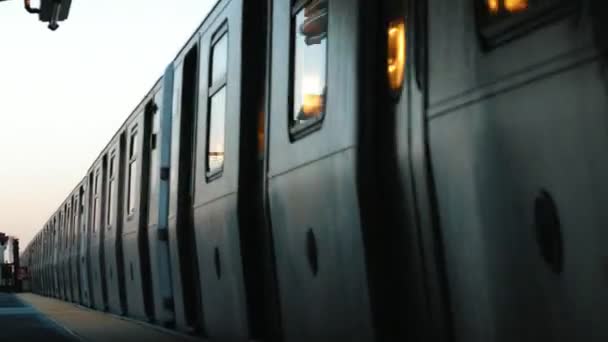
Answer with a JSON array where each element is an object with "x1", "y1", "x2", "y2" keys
[
  {"x1": 427, "y1": 1, "x2": 593, "y2": 108},
  {"x1": 193, "y1": 195, "x2": 249, "y2": 339},
  {"x1": 147, "y1": 79, "x2": 176, "y2": 326},
  {"x1": 122, "y1": 232, "x2": 147, "y2": 319},
  {"x1": 427, "y1": 1, "x2": 607, "y2": 341},
  {"x1": 267, "y1": 0, "x2": 373, "y2": 340}
]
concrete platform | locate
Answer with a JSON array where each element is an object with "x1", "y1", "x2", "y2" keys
[
  {"x1": 0, "y1": 292, "x2": 78, "y2": 341},
  {"x1": 16, "y1": 293, "x2": 201, "y2": 342}
]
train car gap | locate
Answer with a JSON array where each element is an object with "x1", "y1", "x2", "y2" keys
[
  {"x1": 176, "y1": 46, "x2": 203, "y2": 333},
  {"x1": 139, "y1": 100, "x2": 157, "y2": 320}
]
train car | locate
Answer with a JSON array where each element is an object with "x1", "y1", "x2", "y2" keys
[{"x1": 22, "y1": 0, "x2": 608, "y2": 341}]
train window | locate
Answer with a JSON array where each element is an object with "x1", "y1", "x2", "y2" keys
[
  {"x1": 107, "y1": 154, "x2": 116, "y2": 227},
  {"x1": 80, "y1": 188, "x2": 85, "y2": 232},
  {"x1": 127, "y1": 130, "x2": 138, "y2": 215},
  {"x1": 477, "y1": 0, "x2": 576, "y2": 48},
  {"x1": 211, "y1": 34, "x2": 228, "y2": 87},
  {"x1": 206, "y1": 30, "x2": 228, "y2": 179},
  {"x1": 290, "y1": 0, "x2": 328, "y2": 137},
  {"x1": 93, "y1": 174, "x2": 99, "y2": 233}
]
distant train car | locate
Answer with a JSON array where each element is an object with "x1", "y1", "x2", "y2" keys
[{"x1": 21, "y1": 0, "x2": 608, "y2": 341}]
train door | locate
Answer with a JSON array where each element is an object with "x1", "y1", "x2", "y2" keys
[
  {"x1": 426, "y1": 1, "x2": 608, "y2": 341},
  {"x1": 146, "y1": 85, "x2": 175, "y2": 327},
  {"x1": 65, "y1": 203, "x2": 73, "y2": 302},
  {"x1": 71, "y1": 193, "x2": 81, "y2": 303},
  {"x1": 54, "y1": 215, "x2": 60, "y2": 298},
  {"x1": 89, "y1": 165, "x2": 107, "y2": 311},
  {"x1": 46, "y1": 225, "x2": 52, "y2": 297},
  {"x1": 105, "y1": 143, "x2": 127, "y2": 315},
  {"x1": 265, "y1": 0, "x2": 383, "y2": 340},
  {"x1": 46, "y1": 225, "x2": 51, "y2": 296},
  {"x1": 121, "y1": 107, "x2": 154, "y2": 321},
  {"x1": 58, "y1": 210, "x2": 66, "y2": 300},
  {"x1": 189, "y1": 0, "x2": 276, "y2": 340},
  {"x1": 167, "y1": 42, "x2": 203, "y2": 333},
  {"x1": 79, "y1": 183, "x2": 92, "y2": 307}
]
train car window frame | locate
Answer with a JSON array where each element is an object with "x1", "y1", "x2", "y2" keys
[
  {"x1": 127, "y1": 127, "x2": 138, "y2": 217},
  {"x1": 73, "y1": 195, "x2": 79, "y2": 244},
  {"x1": 92, "y1": 171, "x2": 100, "y2": 233},
  {"x1": 67, "y1": 203, "x2": 72, "y2": 246},
  {"x1": 206, "y1": 23, "x2": 229, "y2": 182},
  {"x1": 80, "y1": 186, "x2": 85, "y2": 233},
  {"x1": 476, "y1": 0, "x2": 578, "y2": 50},
  {"x1": 288, "y1": 0, "x2": 329, "y2": 141},
  {"x1": 107, "y1": 152, "x2": 116, "y2": 228}
]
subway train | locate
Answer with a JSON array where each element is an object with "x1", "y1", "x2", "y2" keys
[{"x1": 21, "y1": 0, "x2": 608, "y2": 341}]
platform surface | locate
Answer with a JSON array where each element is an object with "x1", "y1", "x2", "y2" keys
[
  {"x1": 0, "y1": 292, "x2": 78, "y2": 341},
  {"x1": 16, "y1": 293, "x2": 201, "y2": 342}
]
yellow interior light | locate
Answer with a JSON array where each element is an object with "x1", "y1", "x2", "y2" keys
[
  {"x1": 487, "y1": 0, "x2": 500, "y2": 14},
  {"x1": 387, "y1": 19, "x2": 406, "y2": 92},
  {"x1": 301, "y1": 93, "x2": 324, "y2": 118},
  {"x1": 505, "y1": 0, "x2": 528, "y2": 13}
]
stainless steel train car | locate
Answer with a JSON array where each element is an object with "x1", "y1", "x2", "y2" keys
[{"x1": 22, "y1": 0, "x2": 608, "y2": 341}]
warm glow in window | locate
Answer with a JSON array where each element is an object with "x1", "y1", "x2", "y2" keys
[
  {"x1": 387, "y1": 19, "x2": 406, "y2": 91},
  {"x1": 504, "y1": 0, "x2": 528, "y2": 12},
  {"x1": 487, "y1": 0, "x2": 500, "y2": 14},
  {"x1": 485, "y1": 0, "x2": 530, "y2": 15},
  {"x1": 292, "y1": 0, "x2": 328, "y2": 127}
]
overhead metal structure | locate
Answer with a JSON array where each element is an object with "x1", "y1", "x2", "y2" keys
[{"x1": 0, "y1": 0, "x2": 72, "y2": 30}]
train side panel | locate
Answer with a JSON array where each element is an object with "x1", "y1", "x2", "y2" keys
[
  {"x1": 147, "y1": 79, "x2": 176, "y2": 326},
  {"x1": 267, "y1": 0, "x2": 374, "y2": 340},
  {"x1": 427, "y1": 1, "x2": 608, "y2": 341}
]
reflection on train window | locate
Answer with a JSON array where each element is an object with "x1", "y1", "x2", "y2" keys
[
  {"x1": 291, "y1": 0, "x2": 328, "y2": 130},
  {"x1": 207, "y1": 31, "x2": 228, "y2": 179},
  {"x1": 484, "y1": 0, "x2": 529, "y2": 16},
  {"x1": 211, "y1": 34, "x2": 228, "y2": 86},
  {"x1": 127, "y1": 131, "x2": 138, "y2": 215},
  {"x1": 207, "y1": 87, "x2": 226, "y2": 175},
  {"x1": 107, "y1": 155, "x2": 115, "y2": 226},
  {"x1": 478, "y1": 0, "x2": 574, "y2": 48}
]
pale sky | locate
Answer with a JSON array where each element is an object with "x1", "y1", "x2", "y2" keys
[{"x1": 0, "y1": 0, "x2": 215, "y2": 247}]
